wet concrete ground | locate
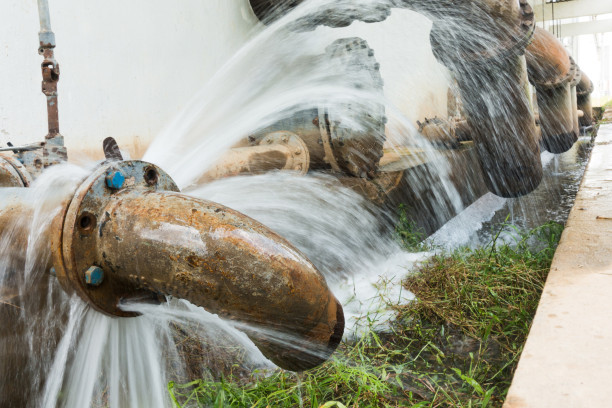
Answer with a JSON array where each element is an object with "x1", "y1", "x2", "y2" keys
[
  {"x1": 505, "y1": 124, "x2": 612, "y2": 408},
  {"x1": 478, "y1": 135, "x2": 594, "y2": 240}
]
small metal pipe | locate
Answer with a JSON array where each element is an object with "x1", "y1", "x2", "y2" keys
[
  {"x1": 36, "y1": 0, "x2": 67, "y2": 167},
  {"x1": 199, "y1": 131, "x2": 310, "y2": 183},
  {"x1": 37, "y1": 0, "x2": 59, "y2": 139},
  {"x1": 37, "y1": 0, "x2": 53, "y2": 35}
]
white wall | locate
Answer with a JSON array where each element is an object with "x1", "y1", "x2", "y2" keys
[
  {"x1": 0, "y1": 0, "x2": 259, "y2": 158},
  {"x1": 0, "y1": 1, "x2": 449, "y2": 160}
]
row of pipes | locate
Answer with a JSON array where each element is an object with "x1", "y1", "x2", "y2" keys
[
  {"x1": 0, "y1": 0, "x2": 597, "y2": 381},
  {"x1": 245, "y1": 0, "x2": 595, "y2": 199}
]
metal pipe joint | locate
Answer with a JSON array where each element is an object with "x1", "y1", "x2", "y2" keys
[{"x1": 49, "y1": 160, "x2": 344, "y2": 371}]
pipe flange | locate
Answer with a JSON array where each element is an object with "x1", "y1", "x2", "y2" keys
[
  {"x1": 52, "y1": 160, "x2": 179, "y2": 317},
  {"x1": 533, "y1": 55, "x2": 576, "y2": 89},
  {"x1": 0, "y1": 155, "x2": 32, "y2": 187},
  {"x1": 260, "y1": 131, "x2": 310, "y2": 174}
]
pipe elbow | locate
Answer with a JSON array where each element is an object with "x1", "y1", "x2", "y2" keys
[{"x1": 51, "y1": 161, "x2": 344, "y2": 371}]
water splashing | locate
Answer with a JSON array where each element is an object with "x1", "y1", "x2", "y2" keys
[{"x1": 0, "y1": 0, "x2": 588, "y2": 406}]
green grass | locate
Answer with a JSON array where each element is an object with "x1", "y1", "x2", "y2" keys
[
  {"x1": 168, "y1": 221, "x2": 563, "y2": 408},
  {"x1": 394, "y1": 203, "x2": 428, "y2": 252}
]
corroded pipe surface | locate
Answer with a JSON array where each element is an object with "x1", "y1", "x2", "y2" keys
[
  {"x1": 526, "y1": 27, "x2": 577, "y2": 153},
  {"x1": 416, "y1": 117, "x2": 460, "y2": 148},
  {"x1": 50, "y1": 160, "x2": 343, "y2": 371},
  {"x1": 98, "y1": 191, "x2": 343, "y2": 370}
]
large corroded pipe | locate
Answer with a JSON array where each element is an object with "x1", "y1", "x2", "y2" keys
[
  {"x1": 428, "y1": 0, "x2": 542, "y2": 197},
  {"x1": 525, "y1": 27, "x2": 577, "y2": 153},
  {"x1": 49, "y1": 160, "x2": 343, "y2": 371},
  {"x1": 577, "y1": 70, "x2": 594, "y2": 127},
  {"x1": 247, "y1": 37, "x2": 386, "y2": 179}
]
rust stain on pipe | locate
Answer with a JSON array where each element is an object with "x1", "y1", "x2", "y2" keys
[
  {"x1": 199, "y1": 131, "x2": 310, "y2": 183},
  {"x1": 99, "y1": 191, "x2": 343, "y2": 370}
]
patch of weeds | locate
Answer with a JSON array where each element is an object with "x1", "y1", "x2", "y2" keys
[
  {"x1": 168, "y1": 221, "x2": 563, "y2": 408},
  {"x1": 395, "y1": 204, "x2": 428, "y2": 252}
]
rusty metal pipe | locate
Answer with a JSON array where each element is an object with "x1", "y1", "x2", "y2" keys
[
  {"x1": 526, "y1": 27, "x2": 577, "y2": 153},
  {"x1": 48, "y1": 160, "x2": 343, "y2": 371},
  {"x1": 428, "y1": 0, "x2": 543, "y2": 197},
  {"x1": 37, "y1": 0, "x2": 67, "y2": 167},
  {"x1": 246, "y1": 37, "x2": 386, "y2": 179},
  {"x1": 577, "y1": 70, "x2": 594, "y2": 127},
  {"x1": 97, "y1": 191, "x2": 342, "y2": 370}
]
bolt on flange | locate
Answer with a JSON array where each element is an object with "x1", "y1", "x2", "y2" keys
[{"x1": 84, "y1": 266, "x2": 104, "y2": 286}]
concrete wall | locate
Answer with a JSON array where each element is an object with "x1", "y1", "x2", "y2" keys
[{"x1": 0, "y1": 1, "x2": 449, "y2": 160}]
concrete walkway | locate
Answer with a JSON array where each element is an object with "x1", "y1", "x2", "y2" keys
[{"x1": 505, "y1": 124, "x2": 612, "y2": 407}]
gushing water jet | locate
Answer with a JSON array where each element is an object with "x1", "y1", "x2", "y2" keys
[{"x1": 0, "y1": 0, "x2": 345, "y2": 383}]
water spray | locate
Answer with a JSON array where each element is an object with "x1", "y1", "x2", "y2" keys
[{"x1": 0, "y1": 0, "x2": 345, "y2": 374}]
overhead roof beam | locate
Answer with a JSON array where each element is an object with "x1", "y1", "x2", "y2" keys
[
  {"x1": 532, "y1": 0, "x2": 612, "y2": 22},
  {"x1": 551, "y1": 19, "x2": 612, "y2": 37}
]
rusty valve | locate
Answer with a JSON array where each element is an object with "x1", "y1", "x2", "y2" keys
[{"x1": 49, "y1": 160, "x2": 344, "y2": 371}]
